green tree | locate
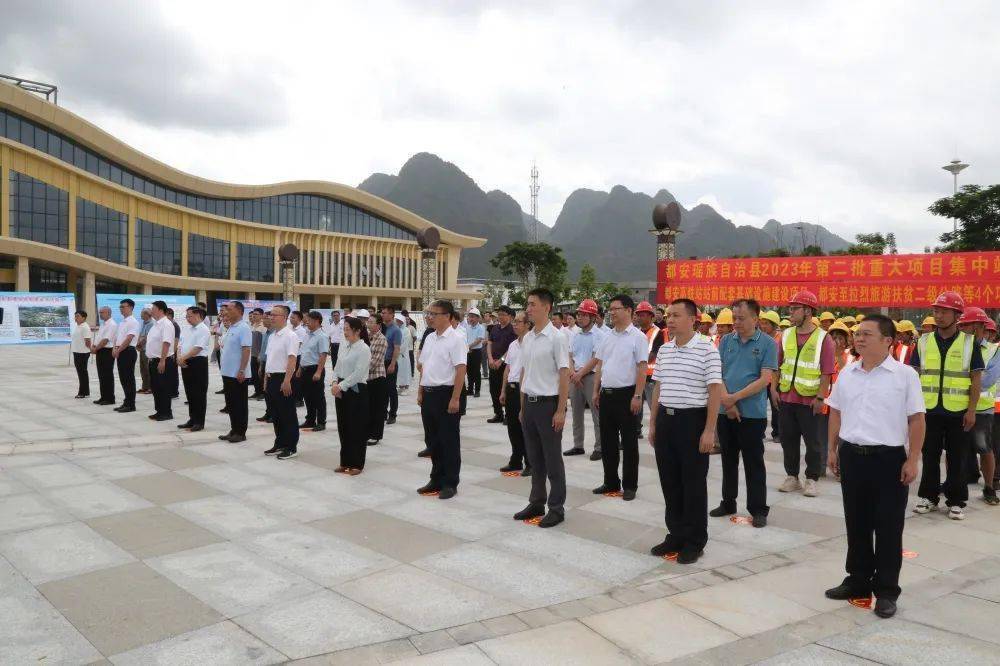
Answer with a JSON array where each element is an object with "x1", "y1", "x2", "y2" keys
[
  {"x1": 831, "y1": 232, "x2": 895, "y2": 256},
  {"x1": 759, "y1": 248, "x2": 791, "y2": 257},
  {"x1": 574, "y1": 263, "x2": 599, "y2": 301},
  {"x1": 490, "y1": 242, "x2": 568, "y2": 305},
  {"x1": 802, "y1": 244, "x2": 825, "y2": 256},
  {"x1": 477, "y1": 280, "x2": 509, "y2": 311},
  {"x1": 932, "y1": 184, "x2": 1000, "y2": 252}
]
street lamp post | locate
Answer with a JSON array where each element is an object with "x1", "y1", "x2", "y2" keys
[{"x1": 942, "y1": 159, "x2": 970, "y2": 233}]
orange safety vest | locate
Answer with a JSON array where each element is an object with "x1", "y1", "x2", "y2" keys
[
  {"x1": 822, "y1": 350, "x2": 852, "y2": 415},
  {"x1": 895, "y1": 341, "x2": 915, "y2": 365},
  {"x1": 643, "y1": 325, "x2": 660, "y2": 376}
]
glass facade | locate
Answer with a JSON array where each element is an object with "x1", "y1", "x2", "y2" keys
[
  {"x1": 1, "y1": 108, "x2": 415, "y2": 240},
  {"x1": 236, "y1": 243, "x2": 274, "y2": 282},
  {"x1": 188, "y1": 233, "x2": 229, "y2": 279},
  {"x1": 76, "y1": 198, "x2": 128, "y2": 264},
  {"x1": 136, "y1": 218, "x2": 182, "y2": 275},
  {"x1": 29, "y1": 264, "x2": 67, "y2": 292},
  {"x1": 9, "y1": 171, "x2": 69, "y2": 249}
]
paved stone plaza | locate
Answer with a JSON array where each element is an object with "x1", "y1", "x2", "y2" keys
[{"x1": 2, "y1": 345, "x2": 1000, "y2": 664}]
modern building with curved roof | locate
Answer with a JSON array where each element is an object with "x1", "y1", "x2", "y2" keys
[{"x1": 0, "y1": 80, "x2": 485, "y2": 320}]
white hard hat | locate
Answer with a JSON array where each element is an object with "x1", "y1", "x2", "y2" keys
[
  {"x1": 394, "y1": 313, "x2": 405, "y2": 323},
  {"x1": 468, "y1": 307, "x2": 481, "y2": 317},
  {"x1": 354, "y1": 308, "x2": 370, "y2": 319}
]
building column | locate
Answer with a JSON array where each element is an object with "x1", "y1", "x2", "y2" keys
[
  {"x1": 333, "y1": 293, "x2": 342, "y2": 310},
  {"x1": 141, "y1": 285, "x2": 153, "y2": 295},
  {"x1": 403, "y1": 297, "x2": 413, "y2": 311},
  {"x1": 196, "y1": 289, "x2": 207, "y2": 306},
  {"x1": 368, "y1": 294, "x2": 378, "y2": 308},
  {"x1": 246, "y1": 291, "x2": 257, "y2": 301},
  {"x1": 15, "y1": 256, "x2": 29, "y2": 291},
  {"x1": 84, "y1": 271, "x2": 97, "y2": 326}
]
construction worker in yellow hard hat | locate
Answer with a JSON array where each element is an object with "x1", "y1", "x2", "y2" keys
[
  {"x1": 855, "y1": 313, "x2": 865, "y2": 322},
  {"x1": 921, "y1": 316, "x2": 936, "y2": 334},
  {"x1": 842, "y1": 315, "x2": 856, "y2": 327},
  {"x1": 779, "y1": 318, "x2": 791, "y2": 330},
  {"x1": 819, "y1": 311, "x2": 836, "y2": 331},
  {"x1": 714, "y1": 308, "x2": 734, "y2": 346},
  {"x1": 894, "y1": 320, "x2": 917, "y2": 364},
  {"x1": 697, "y1": 312, "x2": 713, "y2": 337},
  {"x1": 759, "y1": 310, "x2": 781, "y2": 341}
]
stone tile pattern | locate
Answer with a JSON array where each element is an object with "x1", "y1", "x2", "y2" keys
[{"x1": 1, "y1": 345, "x2": 999, "y2": 663}]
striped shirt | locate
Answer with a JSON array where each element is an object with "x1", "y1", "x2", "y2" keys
[{"x1": 653, "y1": 333, "x2": 722, "y2": 408}]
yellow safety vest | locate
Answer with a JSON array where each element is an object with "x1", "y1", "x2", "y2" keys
[
  {"x1": 917, "y1": 331, "x2": 973, "y2": 411},
  {"x1": 779, "y1": 326, "x2": 827, "y2": 396},
  {"x1": 977, "y1": 342, "x2": 998, "y2": 411}
]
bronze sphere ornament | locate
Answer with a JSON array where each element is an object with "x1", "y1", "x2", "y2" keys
[
  {"x1": 278, "y1": 243, "x2": 299, "y2": 262},
  {"x1": 652, "y1": 201, "x2": 682, "y2": 231},
  {"x1": 416, "y1": 227, "x2": 440, "y2": 250}
]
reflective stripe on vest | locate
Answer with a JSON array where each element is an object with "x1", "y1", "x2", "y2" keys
[
  {"x1": 778, "y1": 326, "x2": 827, "y2": 396},
  {"x1": 977, "y1": 342, "x2": 998, "y2": 411},
  {"x1": 917, "y1": 331, "x2": 973, "y2": 411}
]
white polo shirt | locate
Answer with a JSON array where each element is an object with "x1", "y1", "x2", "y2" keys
[
  {"x1": 145, "y1": 317, "x2": 176, "y2": 359},
  {"x1": 115, "y1": 314, "x2": 140, "y2": 347},
  {"x1": 95, "y1": 318, "x2": 117, "y2": 350},
  {"x1": 596, "y1": 324, "x2": 648, "y2": 388},
  {"x1": 826, "y1": 355, "x2": 925, "y2": 447},
  {"x1": 419, "y1": 326, "x2": 467, "y2": 387},
  {"x1": 328, "y1": 319, "x2": 345, "y2": 345},
  {"x1": 293, "y1": 324, "x2": 309, "y2": 348},
  {"x1": 520, "y1": 322, "x2": 570, "y2": 397},
  {"x1": 179, "y1": 322, "x2": 211, "y2": 358},
  {"x1": 71, "y1": 322, "x2": 92, "y2": 354},
  {"x1": 504, "y1": 339, "x2": 523, "y2": 383},
  {"x1": 265, "y1": 326, "x2": 300, "y2": 373}
]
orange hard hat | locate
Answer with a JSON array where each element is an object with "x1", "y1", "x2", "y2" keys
[
  {"x1": 636, "y1": 301, "x2": 655, "y2": 315},
  {"x1": 932, "y1": 291, "x2": 965, "y2": 313},
  {"x1": 959, "y1": 306, "x2": 990, "y2": 325},
  {"x1": 789, "y1": 290, "x2": 819, "y2": 309},
  {"x1": 577, "y1": 299, "x2": 599, "y2": 316}
]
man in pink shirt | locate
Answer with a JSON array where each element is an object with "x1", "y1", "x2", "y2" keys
[{"x1": 776, "y1": 291, "x2": 835, "y2": 497}]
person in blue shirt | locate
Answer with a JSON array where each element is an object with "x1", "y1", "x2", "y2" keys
[
  {"x1": 219, "y1": 301, "x2": 252, "y2": 443},
  {"x1": 381, "y1": 306, "x2": 403, "y2": 425},
  {"x1": 298, "y1": 311, "x2": 330, "y2": 432},
  {"x1": 463, "y1": 308, "x2": 487, "y2": 397},
  {"x1": 713, "y1": 298, "x2": 778, "y2": 527}
]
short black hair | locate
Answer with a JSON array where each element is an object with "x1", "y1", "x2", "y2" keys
[
  {"x1": 731, "y1": 298, "x2": 761, "y2": 317},
  {"x1": 670, "y1": 298, "x2": 698, "y2": 317},
  {"x1": 229, "y1": 300, "x2": 245, "y2": 314},
  {"x1": 450, "y1": 310, "x2": 462, "y2": 323},
  {"x1": 430, "y1": 299, "x2": 456, "y2": 317},
  {"x1": 497, "y1": 305, "x2": 515, "y2": 316},
  {"x1": 610, "y1": 294, "x2": 635, "y2": 311},
  {"x1": 655, "y1": 307, "x2": 665, "y2": 315},
  {"x1": 381, "y1": 305, "x2": 395, "y2": 314},
  {"x1": 197, "y1": 301, "x2": 207, "y2": 309},
  {"x1": 252, "y1": 307, "x2": 264, "y2": 315},
  {"x1": 119, "y1": 298, "x2": 135, "y2": 308},
  {"x1": 272, "y1": 304, "x2": 290, "y2": 317},
  {"x1": 307, "y1": 310, "x2": 323, "y2": 323},
  {"x1": 291, "y1": 310, "x2": 303, "y2": 319},
  {"x1": 527, "y1": 287, "x2": 554, "y2": 307},
  {"x1": 186, "y1": 306, "x2": 206, "y2": 319},
  {"x1": 75, "y1": 309, "x2": 87, "y2": 318},
  {"x1": 151, "y1": 300, "x2": 168, "y2": 313},
  {"x1": 864, "y1": 313, "x2": 896, "y2": 340},
  {"x1": 165, "y1": 308, "x2": 174, "y2": 317}
]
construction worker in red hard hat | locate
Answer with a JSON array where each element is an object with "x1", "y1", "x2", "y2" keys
[
  {"x1": 910, "y1": 291, "x2": 984, "y2": 520},
  {"x1": 564, "y1": 299, "x2": 607, "y2": 461},
  {"x1": 776, "y1": 290, "x2": 835, "y2": 497},
  {"x1": 957, "y1": 307, "x2": 999, "y2": 505},
  {"x1": 634, "y1": 300, "x2": 660, "y2": 438}
]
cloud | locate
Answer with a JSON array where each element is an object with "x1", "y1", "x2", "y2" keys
[{"x1": 0, "y1": 0, "x2": 289, "y2": 131}]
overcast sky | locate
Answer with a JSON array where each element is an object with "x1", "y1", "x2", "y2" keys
[{"x1": 2, "y1": 1, "x2": 995, "y2": 251}]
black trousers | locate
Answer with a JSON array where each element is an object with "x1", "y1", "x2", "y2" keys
[
  {"x1": 251, "y1": 355, "x2": 262, "y2": 394},
  {"x1": 918, "y1": 413, "x2": 969, "y2": 507},
  {"x1": 222, "y1": 375, "x2": 249, "y2": 436},
  {"x1": 769, "y1": 392, "x2": 781, "y2": 439},
  {"x1": 73, "y1": 352, "x2": 91, "y2": 397},
  {"x1": 779, "y1": 402, "x2": 824, "y2": 480},
  {"x1": 368, "y1": 376, "x2": 388, "y2": 440},
  {"x1": 170, "y1": 348, "x2": 180, "y2": 397},
  {"x1": 181, "y1": 357, "x2": 208, "y2": 426},
  {"x1": 95, "y1": 348, "x2": 116, "y2": 402},
  {"x1": 267, "y1": 372, "x2": 299, "y2": 452},
  {"x1": 116, "y1": 346, "x2": 137, "y2": 407},
  {"x1": 467, "y1": 349, "x2": 483, "y2": 395},
  {"x1": 522, "y1": 398, "x2": 566, "y2": 514},
  {"x1": 654, "y1": 406, "x2": 709, "y2": 550},
  {"x1": 421, "y1": 387, "x2": 462, "y2": 489},
  {"x1": 260, "y1": 360, "x2": 272, "y2": 417},
  {"x1": 839, "y1": 442, "x2": 908, "y2": 600},
  {"x1": 385, "y1": 359, "x2": 398, "y2": 418},
  {"x1": 504, "y1": 382, "x2": 525, "y2": 466},
  {"x1": 329, "y1": 343, "x2": 340, "y2": 370},
  {"x1": 717, "y1": 416, "x2": 769, "y2": 516},
  {"x1": 292, "y1": 356, "x2": 303, "y2": 402},
  {"x1": 335, "y1": 384, "x2": 369, "y2": 469},
  {"x1": 301, "y1": 365, "x2": 327, "y2": 425},
  {"x1": 489, "y1": 362, "x2": 507, "y2": 418},
  {"x1": 149, "y1": 357, "x2": 174, "y2": 417},
  {"x1": 598, "y1": 386, "x2": 639, "y2": 491}
]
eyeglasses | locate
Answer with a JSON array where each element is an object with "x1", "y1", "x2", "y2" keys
[
  {"x1": 608, "y1": 306, "x2": 625, "y2": 313},
  {"x1": 425, "y1": 311, "x2": 446, "y2": 318}
]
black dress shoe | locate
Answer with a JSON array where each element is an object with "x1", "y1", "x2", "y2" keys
[
  {"x1": 95, "y1": 399, "x2": 115, "y2": 405},
  {"x1": 256, "y1": 416, "x2": 273, "y2": 423},
  {"x1": 825, "y1": 582, "x2": 870, "y2": 600},
  {"x1": 367, "y1": 439, "x2": 380, "y2": 446},
  {"x1": 513, "y1": 505, "x2": 545, "y2": 521},
  {"x1": 264, "y1": 446, "x2": 281, "y2": 456},
  {"x1": 299, "y1": 422, "x2": 316, "y2": 429},
  {"x1": 538, "y1": 512, "x2": 564, "y2": 528},
  {"x1": 487, "y1": 415, "x2": 504, "y2": 424},
  {"x1": 676, "y1": 547, "x2": 703, "y2": 564},
  {"x1": 312, "y1": 424, "x2": 326, "y2": 432},
  {"x1": 153, "y1": 414, "x2": 173, "y2": 421},
  {"x1": 438, "y1": 487, "x2": 457, "y2": 500},
  {"x1": 117, "y1": 406, "x2": 136, "y2": 413},
  {"x1": 499, "y1": 464, "x2": 523, "y2": 473},
  {"x1": 650, "y1": 535, "x2": 684, "y2": 557},
  {"x1": 114, "y1": 405, "x2": 125, "y2": 412},
  {"x1": 219, "y1": 432, "x2": 234, "y2": 441},
  {"x1": 752, "y1": 514, "x2": 767, "y2": 528},
  {"x1": 148, "y1": 413, "x2": 159, "y2": 420},
  {"x1": 74, "y1": 394, "x2": 87, "y2": 399},
  {"x1": 215, "y1": 389, "x2": 225, "y2": 394},
  {"x1": 520, "y1": 466, "x2": 532, "y2": 477},
  {"x1": 709, "y1": 504, "x2": 737, "y2": 518},
  {"x1": 219, "y1": 408, "x2": 229, "y2": 414},
  {"x1": 417, "y1": 448, "x2": 431, "y2": 458},
  {"x1": 228, "y1": 434, "x2": 247, "y2": 443},
  {"x1": 589, "y1": 451, "x2": 602, "y2": 461},
  {"x1": 190, "y1": 425, "x2": 204, "y2": 432},
  {"x1": 417, "y1": 482, "x2": 440, "y2": 494},
  {"x1": 592, "y1": 484, "x2": 618, "y2": 495},
  {"x1": 386, "y1": 415, "x2": 396, "y2": 425},
  {"x1": 177, "y1": 422, "x2": 194, "y2": 429},
  {"x1": 622, "y1": 489, "x2": 636, "y2": 501},
  {"x1": 563, "y1": 447, "x2": 585, "y2": 456},
  {"x1": 873, "y1": 598, "x2": 897, "y2": 618}
]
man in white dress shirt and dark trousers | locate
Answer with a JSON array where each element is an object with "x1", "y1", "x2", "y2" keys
[
  {"x1": 92, "y1": 306, "x2": 118, "y2": 406},
  {"x1": 824, "y1": 314, "x2": 925, "y2": 619},
  {"x1": 113, "y1": 298, "x2": 140, "y2": 413},
  {"x1": 648, "y1": 299, "x2": 722, "y2": 564},
  {"x1": 145, "y1": 300, "x2": 176, "y2": 421},
  {"x1": 417, "y1": 299, "x2": 467, "y2": 500},
  {"x1": 265, "y1": 305, "x2": 301, "y2": 459},
  {"x1": 177, "y1": 306, "x2": 211, "y2": 432},
  {"x1": 514, "y1": 288, "x2": 571, "y2": 528}
]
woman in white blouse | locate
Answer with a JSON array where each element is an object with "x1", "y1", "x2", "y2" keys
[
  {"x1": 396, "y1": 313, "x2": 414, "y2": 394},
  {"x1": 331, "y1": 316, "x2": 372, "y2": 474}
]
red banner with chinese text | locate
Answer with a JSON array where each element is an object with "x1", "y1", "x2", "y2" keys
[{"x1": 658, "y1": 252, "x2": 1000, "y2": 307}]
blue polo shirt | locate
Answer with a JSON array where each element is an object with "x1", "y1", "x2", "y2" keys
[
  {"x1": 718, "y1": 329, "x2": 778, "y2": 419},
  {"x1": 384, "y1": 322, "x2": 402, "y2": 362},
  {"x1": 220, "y1": 320, "x2": 252, "y2": 378}
]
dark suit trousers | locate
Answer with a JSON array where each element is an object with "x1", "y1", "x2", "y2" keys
[
  {"x1": 181, "y1": 356, "x2": 208, "y2": 425},
  {"x1": 385, "y1": 359, "x2": 398, "y2": 418},
  {"x1": 654, "y1": 406, "x2": 709, "y2": 550},
  {"x1": 116, "y1": 346, "x2": 137, "y2": 406},
  {"x1": 267, "y1": 372, "x2": 299, "y2": 451},
  {"x1": 717, "y1": 416, "x2": 769, "y2": 516},
  {"x1": 489, "y1": 362, "x2": 506, "y2": 418},
  {"x1": 73, "y1": 352, "x2": 91, "y2": 397},
  {"x1": 421, "y1": 387, "x2": 461, "y2": 489},
  {"x1": 302, "y1": 365, "x2": 327, "y2": 425},
  {"x1": 95, "y1": 348, "x2": 115, "y2": 402},
  {"x1": 368, "y1": 376, "x2": 388, "y2": 440},
  {"x1": 223, "y1": 375, "x2": 249, "y2": 436},
  {"x1": 336, "y1": 384, "x2": 369, "y2": 469},
  {"x1": 149, "y1": 357, "x2": 174, "y2": 417},
  {"x1": 598, "y1": 386, "x2": 639, "y2": 491},
  {"x1": 504, "y1": 382, "x2": 525, "y2": 466},
  {"x1": 522, "y1": 398, "x2": 566, "y2": 514}
]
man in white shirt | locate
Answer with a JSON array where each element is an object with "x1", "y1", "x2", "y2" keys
[
  {"x1": 328, "y1": 309, "x2": 345, "y2": 369},
  {"x1": 145, "y1": 300, "x2": 177, "y2": 421},
  {"x1": 592, "y1": 295, "x2": 648, "y2": 501},
  {"x1": 500, "y1": 311, "x2": 530, "y2": 474},
  {"x1": 824, "y1": 314, "x2": 925, "y2": 619},
  {"x1": 91, "y1": 306, "x2": 118, "y2": 405},
  {"x1": 290, "y1": 310, "x2": 309, "y2": 407},
  {"x1": 265, "y1": 305, "x2": 301, "y2": 459},
  {"x1": 113, "y1": 298, "x2": 140, "y2": 413},
  {"x1": 417, "y1": 300, "x2": 467, "y2": 500},
  {"x1": 71, "y1": 309, "x2": 93, "y2": 399},
  {"x1": 514, "y1": 288, "x2": 571, "y2": 528},
  {"x1": 177, "y1": 306, "x2": 211, "y2": 431}
]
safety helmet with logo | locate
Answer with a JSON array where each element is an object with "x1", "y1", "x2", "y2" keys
[
  {"x1": 896, "y1": 320, "x2": 916, "y2": 334},
  {"x1": 699, "y1": 312, "x2": 713, "y2": 323},
  {"x1": 819, "y1": 311, "x2": 836, "y2": 322},
  {"x1": 760, "y1": 310, "x2": 781, "y2": 326},
  {"x1": 635, "y1": 301, "x2": 655, "y2": 315},
  {"x1": 932, "y1": 291, "x2": 965, "y2": 313},
  {"x1": 715, "y1": 308, "x2": 734, "y2": 326},
  {"x1": 958, "y1": 306, "x2": 991, "y2": 326},
  {"x1": 788, "y1": 290, "x2": 819, "y2": 309},
  {"x1": 576, "y1": 299, "x2": 599, "y2": 316}
]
